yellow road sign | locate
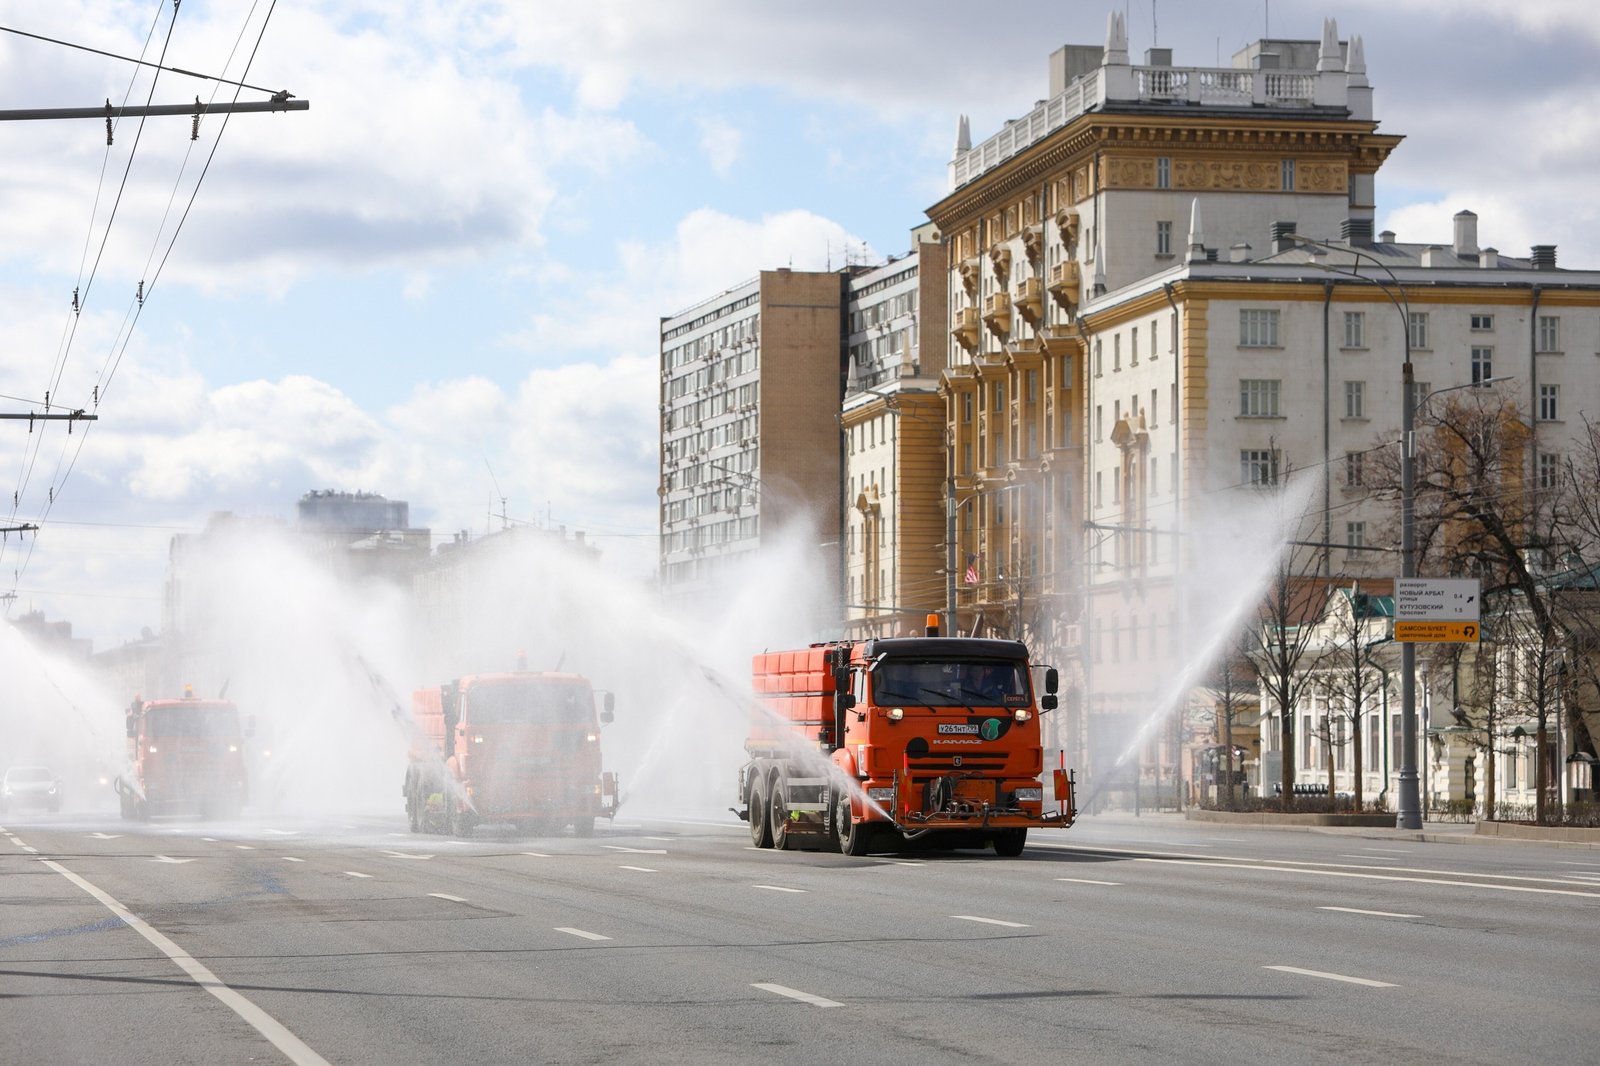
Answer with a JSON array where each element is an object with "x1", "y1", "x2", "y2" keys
[{"x1": 1394, "y1": 621, "x2": 1480, "y2": 643}]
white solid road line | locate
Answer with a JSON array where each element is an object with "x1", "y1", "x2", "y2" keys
[
  {"x1": 872, "y1": 859, "x2": 925, "y2": 867},
  {"x1": 235, "y1": 845, "x2": 255, "y2": 851},
  {"x1": 1055, "y1": 876, "x2": 1123, "y2": 886},
  {"x1": 344, "y1": 871, "x2": 372, "y2": 879},
  {"x1": 283, "y1": 857, "x2": 305, "y2": 862},
  {"x1": 151, "y1": 855, "x2": 195, "y2": 864},
  {"x1": 521, "y1": 851, "x2": 551, "y2": 858},
  {"x1": 1265, "y1": 965, "x2": 1396, "y2": 988},
  {"x1": 951, "y1": 915, "x2": 1030, "y2": 928},
  {"x1": 1319, "y1": 906, "x2": 1422, "y2": 918},
  {"x1": 556, "y1": 927, "x2": 612, "y2": 941},
  {"x1": 1134, "y1": 857, "x2": 1600, "y2": 899},
  {"x1": 602, "y1": 845, "x2": 668, "y2": 854},
  {"x1": 752, "y1": 983, "x2": 843, "y2": 1008},
  {"x1": 38, "y1": 859, "x2": 331, "y2": 1066},
  {"x1": 618, "y1": 865, "x2": 658, "y2": 873},
  {"x1": 752, "y1": 884, "x2": 806, "y2": 893},
  {"x1": 428, "y1": 893, "x2": 468, "y2": 903}
]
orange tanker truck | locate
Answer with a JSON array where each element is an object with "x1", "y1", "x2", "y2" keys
[
  {"x1": 405, "y1": 666, "x2": 619, "y2": 838},
  {"x1": 740, "y1": 617, "x2": 1075, "y2": 856},
  {"x1": 116, "y1": 689, "x2": 248, "y2": 821}
]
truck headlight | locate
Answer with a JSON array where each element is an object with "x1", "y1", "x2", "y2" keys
[
  {"x1": 1014, "y1": 787, "x2": 1043, "y2": 802},
  {"x1": 148, "y1": 745, "x2": 158, "y2": 754},
  {"x1": 866, "y1": 787, "x2": 894, "y2": 802},
  {"x1": 1013, "y1": 709, "x2": 1033, "y2": 722},
  {"x1": 472, "y1": 735, "x2": 485, "y2": 744},
  {"x1": 886, "y1": 708, "x2": 904, "y2": 721}
]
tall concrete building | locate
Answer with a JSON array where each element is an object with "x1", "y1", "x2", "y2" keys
[
  {"x1": 925, "y1": 13, "x2": 1600, "y2": 799},
  {"x1": 658, "y1": 268, "x2": 849, "y2": 615}
]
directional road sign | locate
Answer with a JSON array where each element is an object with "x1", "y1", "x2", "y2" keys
[{"x1": 1395, "y1": 578, "x2": 1480, "y2": 642}]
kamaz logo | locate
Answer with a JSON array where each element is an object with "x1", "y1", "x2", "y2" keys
[
  {"x1": 938, "y1": 723, "x2": 980, "y2": 735},
  {"x1": 980, "y1": 719, "x2": 1003, "y2": 741}
]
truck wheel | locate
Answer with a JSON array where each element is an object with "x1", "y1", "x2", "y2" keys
[
  {"x1": 768, "y1": 771, "x2": 790, "y2": 851},
  {"x1": 407, "y1": 786, "x2": 421, "y2": 833},
  {"x1": 572, "y1": 815, "x2": 595, "y2": 838},
  {"x1": 836, "y1": 794, "x2": 874, "y2": 857},
  {"x1": 992, "y1": 829, "x2": 1027, "y2": 857},
  {"x1": 749, "y1": 773, "x2": 772, "y2": 848}
]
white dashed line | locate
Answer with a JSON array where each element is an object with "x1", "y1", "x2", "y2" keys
[
  {"x1": 1265, "y1": 965, "x2": 1396, "y2": 988},
  {"x1": 619, "y1": 865, "x2": 658, "y2": 873},
  {"x1": 752, "y1": 884, "x2": 806, "y2": 893},
  {"x1": 555, "y1": 927, "x2": 611, "y2": 941},
  {"x1": 429, "y1": 893, "x2": 468, "y2": 903},
  {"x1": 1319, "y1": 906, "x2": 1421, "y2": 919},
  {"x1": 235, "y1": 845, "x2": 255, "y2": 851},
  {"x1": 282, "y1": 857, "x2": 305, "y2": 863},
  {"x1": 872, "y1": 859, "x2": 925, "y2": 867},
  {"x1": 951, "y1": 915, "x2": 1029, "y2": 928},
  {"x1": 344, "y1": 872, "x2": 372, "y2": 879},
  {"x1": 752, "y1": 983, "x2": 842, "y2": 1008},
  {"x1": 1055, "y1": 876, "x2": 1122, "y2": 886},
  {"x1": 602, "y1": 845, "x2": 667, "y2": 854},
  {"x1": 521, "y1": 851, "x2": 551, "y2": 858}
]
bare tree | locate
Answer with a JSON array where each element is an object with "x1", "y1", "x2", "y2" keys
[
  {"x1": 1195, "y1": 640, "x2": 1259, "y2": 807},
  {"x1": 1317, "y1": 582, "x2": 1389, "y2": 810},
  {"x1": 1241, "y1": 541, "x2": 1328, "y2": 809}
]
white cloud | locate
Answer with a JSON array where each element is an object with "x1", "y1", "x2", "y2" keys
[{"x1": 698, "y1": 117, "x2": 743, "y2": 178}]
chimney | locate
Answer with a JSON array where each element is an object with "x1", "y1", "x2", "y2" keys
[
  {"x1": 1480, "y1": 247, "x2": 1499, "y2": 269},
  {"x1": 1270, "y1": 220, "x2": 1297, "y2": 254},
  {"x1": 1420, "y1": 245, "x2": 1446, "y2": 267},
  {"x1": 1378, "y1": 229, "x2": 1396, "y2": 244},
  {"x1": 1230, "y1": 242, "x2": 1253, "y2": 263},
  {"x1": 1341, "y1": 218, "x2": 1375, "y2": 246},
  {"x1": 1452, "y1": 210, "x2": 1479, "y2": 257},
  {"x1": 1531, "y1": 244, "x2": 1557, "y2": 270},
  {"x1": 1145, "y1": 47, "x2": 1172, "y2": 67}
]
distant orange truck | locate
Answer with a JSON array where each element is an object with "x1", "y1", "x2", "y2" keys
[
  {"x1": 117, "y1": 692, "x2": 248, "y2": 820},
  {"x1": 405, "y1": 668, "x2": 618, "y2": 838},
  {"x1": 741, "y1": 618, "x2": 1074, "y2": 856}
]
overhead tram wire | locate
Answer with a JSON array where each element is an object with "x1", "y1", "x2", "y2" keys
[
  {"x1": 0, "y1": 23, "x2": 290, "y2": 99},
  {"x1": 6, "y1": 1, "x2": 287, "y2": 597}
]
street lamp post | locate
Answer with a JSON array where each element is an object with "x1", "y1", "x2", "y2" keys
[{"x1": 1291, "y1": 235, "x2": 1423, "y2": 829}]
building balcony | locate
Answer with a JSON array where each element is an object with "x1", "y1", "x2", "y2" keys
[
  {"x1": 988, "y1": 244, "x2": 1012, "y2": 285},
  {"x1": 983, "y1": 292, "x2": 1012, "y2": 338},
  {"x1": 951, "y1": 306, "x2": 981, "y2": 351},
  {"x1": 1055, "y1": 208, "x2": 1080, "y2": 247},
  {"x1": 958, "y1": 256, "x2": 981, "y2": 296},
  {"x1": 1047, "y1": 261, "x2": 1081, "y2": 310},
  {"x1": 1014, "y1": 277, "x2": 1044, "y2": 325}
]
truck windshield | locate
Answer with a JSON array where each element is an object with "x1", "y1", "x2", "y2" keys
[
  {"x1": 468, "y1": 681, "x2": 593, "y2": 725},
  {"x1": 872, "y1": 660, "x2": 1030, "y2": 707},
  {"x1": 147, "y1": 704, "x2": 242, "y2": 737}
]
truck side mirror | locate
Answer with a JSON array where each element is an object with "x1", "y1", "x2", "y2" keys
[
  {"x1": 1044, "y1": 667, "x2": 1059, "y2": 695},
  {"x1": 1040, "y1": 693, "x2": 1058, "y2": 711},
  {"x1": 600, "y1": 692, "x2": 615, "y2": 725},
  {"x1": 125, "y1": 713, "x2": 137, "y2": 739}
]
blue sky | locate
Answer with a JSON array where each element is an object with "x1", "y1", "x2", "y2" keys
[{"x1": 2, "y1": 0, "x2": 1598, "y2": 647}]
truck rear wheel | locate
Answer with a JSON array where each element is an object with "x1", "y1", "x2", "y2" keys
[
  {"x1": 836, "y1": 794, "x2": 874, "y2": 857},
  {"x1": 748, "y1": 773, "x2": 772, "y2": 848},
  {"x1": 572, "y1": 815, "x2": 594, "y2": 838},
  {"x1": 768, "y1": 771, "x2": 790, "y2": 851}
]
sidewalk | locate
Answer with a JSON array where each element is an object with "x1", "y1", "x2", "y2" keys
[{"x1": 1075, "y1": 808, "x2": 1599, "y2": 848}]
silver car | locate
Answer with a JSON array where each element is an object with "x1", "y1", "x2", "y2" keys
[{"x1": 1, "y1": 765, "x2": 62, "y2": 814}]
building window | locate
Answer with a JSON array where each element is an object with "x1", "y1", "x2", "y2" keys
[
  {"x1": 1241, "y1": 449, "x2": 1279, "y2": 487},
  {"x1": 1539, "y1": 383, "x2": 1559, "y2": 421},
  {"x1": 1240, "y1": 309, "x2": 1280, "y2": 347},
  {"x1": 1345, "y1": 451, "x2": 1364, "y2": 488},
  {"x1": 1094, "y1": 339, "x2": 1103, "y2": 377},
  {"x1": 1157, "y1": 156, "x2": 1171, "y2": 189},
  {"x1": 1470, "y1": 313, "x2": 1494, "y2": 331},
  {"x1": 1095, "y1": 470, "x2": 1103, "y2": 507},
  {"x1": 1538, "y1": 452, "x2": 1560, "y2": 490},
  {"x1": 1471, "y1": 347, "x2": 1493, "y2": 383},
  {"x1": 1156, "y1": 220, "x2": 1173, "y2": 256},
  {"x1": 962, "y1": 393, "x2": 972, "y2": 423},
  {"x1": 1240, "y1": 379, "x2": 1281, "y2": 417},
  {"x1": 1346, "y1": 521, "x2": 1366, "y2": 559},
  {"x1": 1407, "y1": 311, "x2": 1430, "y2": 351},
  {"x1": 1131, "y1": 327, "x2": 1139, "y2": 364},
  {"x1": 1538, "y1": 315, "x2": 1561, "y2": 353},
  {"x1": 1342, "y1": 311, "x2": 1365, "y2": 349},
  {"x1": 1344, "y1": 380, "x2": 1366, "y2": 419},
  {"x1": 1281, "y1": 159, "x2": 1296, "y2": 190},
  {"x1": 1096, "y1": 405, "x2": 1103, "y2": 440}
]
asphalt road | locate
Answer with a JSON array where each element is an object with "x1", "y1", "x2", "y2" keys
[{"x1": 3, "y1": 809, "x2": 1597, "y2": 1065}]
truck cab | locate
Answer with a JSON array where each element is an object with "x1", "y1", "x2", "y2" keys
[{"x1": 117, "y1": 692, "x2": 248, "y2": 820}]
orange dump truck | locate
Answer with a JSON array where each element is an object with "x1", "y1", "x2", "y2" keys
[
  {"x1": 116, "y1": 692, "x2": 248, "y2": 820},
  {"x1": 405, "y1": 669, "x2": 618, "y2": 838},
  {"x1": 740, "y1": 621, "x2": 1074, "y2": 856}
]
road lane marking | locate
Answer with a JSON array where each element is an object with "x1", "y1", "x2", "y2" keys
[
  {"x1": 1319, "y1": 906, "x2": 1421, "y2": 919},
  {"x1": 753, "y1": 884, "x2": 806, "y2": 893},
  {"x1": 87, "y1": 832, "x2": 121, "y2": 840},
  {"x1": 235, "y1": 845, "x2": 255, "y2": 851},
  {"x1": 151, "y1": 855, "x2": 195, "y2": 864},
  {"x1": 619, "y1": 865, "x2": 658, "y2": 873},
  {"x1": 603, "y1": 845, "x2": 667, "y2": 854},
  {"x1": 644, "y1": 836, "x2": 674, "y2": 841},
  {"x1": 38, "y1": 858, "x2": 332, "y2": 1065},
  {"x1": 1265, "y1": 965, "x2": 1395, "y2": 988},
  {"x1": 1055, "y1": 877, "x2": 1122, "y2": 886},
  {"x1": 429, "y1": 893, "x2": 468, "y2": 903},
  {"x1": 282, "y1": 857, "x2": 305, "y2": 863},
  {"x1": 263, "y1": 829, "x2": 297, "y2": 836},
  {"x1": 201, "y1": 837, "x2": 217, "y2": 842},
  {"x1": 1133, "y1": 858, "x2": 1600, "y2": 898},
  {"x1": 753, "y1": 983, "x2": 842, "y2": 1008},
  {"x1": 379, "y1": 851, "x2": 434, "y2": 860},
  {"x1": 872, "y1": 859, "x2": 925, "y2": 867},
  {"x1": 21, "y1": 845, "x2": 37, "y2": 854},
  {"x1": 1360, "y1": 848, "x2": 1410, "y2": 853},
  {"x1": 556, "y1": 927, "x2": 611, "y2": 941},
  {"x1": 951, "y1": 915, "x2": 1029, "y2": 928},
  {"x1": 344, "y1": 872, "x2": 372, "y2": 879},
  {"x1": 521, "y1": 851, "x2": 551, "y2": 858},
  {"x1": 1341, "y1": 854, "x2": 1399, "y2": 860}
]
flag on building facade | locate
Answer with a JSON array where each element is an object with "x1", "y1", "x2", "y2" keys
[{"x1": 964, "y1": 553, "x2": 980, "y2": 585}]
